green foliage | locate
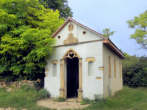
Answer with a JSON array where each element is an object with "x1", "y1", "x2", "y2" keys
[
  {"x1": 127, "y1": 11, "x2": 147, "y2": 49},
  {"x1": 38, "y1": 89, "x2": 50, "y2": 99},
  {"x1": 80, "y1": 97, "x2": 92, "y2": 105},
  {"x1": 34, "y1": 81, "x2": 44, "y2": 90},
  {"x1": 0, "y1": 0, "x2": 64, "y2": 80},
  {"x1": 39, "y1": 0, "x2": 73, "y2": 19},
  {"x1": 102, "y1": 28, "x2": 115, "y2": 38},
  {"x1": 122, "y1": 54, "x2": 147, "y2": 87},
  {"x1": 0, "y1": 86, "x2": 51, "y2": 110},
  {"x1": 82, "y1": 86, "x2": 147, "y2": 110},
  {"x1": 20, "y1": 83, "x2": 35, "y2": 91},
  {"x1": 94, "y1": 95, "x2": 105, "y2": 102},
  {"x1": 0, "y1": 87, "x2": 7, "y2": 93},
  {"x1": 54, "y1": 97, "x2": 66, "y2": 102},
  {"x1": 81, "y1": 95, "x2": 105, "y2": 105}
]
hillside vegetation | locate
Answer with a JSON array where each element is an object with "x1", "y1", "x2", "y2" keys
[{"x1": 122, "y1": 53, "x2": 147, "y2": 87}]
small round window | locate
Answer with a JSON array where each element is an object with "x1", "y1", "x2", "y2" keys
[
  {"x1": 58, "y1": 36, "x2": 61, "y2": 39},
  {"x1": 83, "y1": 31, "x2": 86, "y2": 35}
]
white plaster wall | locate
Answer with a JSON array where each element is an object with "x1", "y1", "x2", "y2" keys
[
  {"x1": 54, "y1": 22, "x2": 103, "y2": 46},
  {"x1": 44, "y1": 41, "x2": 104, "y2": 99},
  {"x1": 77, "y1": 24, "x2": 103, "y2": 42},
  {"x1": 44, "y1": 59, "x2": 60, "y2": 97},
  {"x1": 103, "y1": 45, "x2": 123, "y2": 97}
]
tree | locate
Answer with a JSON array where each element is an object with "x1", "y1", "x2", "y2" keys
[
  {"x1": 122, "y1": 53, "x2": 147, "y2": 87},
  {"x1": 102, "y1": 28, "x2": 115, "y2": 38},
  {"x1": 39, "y1": 0, "x2": 73, "y2": 19},
  {"x1": 0, "y1": 0, "x2": 64, "y2": 80},
  {"x1": 127, "y1": 11, "x2": 147, "y2": 49}
]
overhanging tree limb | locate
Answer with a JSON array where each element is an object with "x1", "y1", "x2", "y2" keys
[{"x1": 127, "y1": 11, "x2": 147, "y2": 49}]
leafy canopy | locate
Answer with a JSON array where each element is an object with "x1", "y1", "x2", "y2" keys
[
  {"x1": 122, "y1": 53, "x2": 147, "y2": 87},
  {"x1": 102, "y1": 28, "x2": 115, "y2": 38},
  {"x1": 0, "y1": 0, "x2": 64, "y2": 80},
  {"x1": 127, "y1": 11, "x2": 147, "y2": 49},
  {"x1": 39, "y1": 0, "x2": 73, "y2": 19}
]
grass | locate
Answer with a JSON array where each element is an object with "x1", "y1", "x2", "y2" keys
[
  {"x1": 0, "y1": 86, "x2": 146, "y2": 110},
  {"x1": 54, "y1": 97, "x2": 66, "y2": 102},
  {"x1": 80, "y1": 86, "x2": 147, "y2": 110},
  {"x1": 0, "y1": 84, "x2": 52, "y2": 110}
]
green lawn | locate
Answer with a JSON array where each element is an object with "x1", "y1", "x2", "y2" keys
[
  {"x1": 0, "y1": 86, "x2": 146, "y2": 110},
  {"x1": 80, "y1": 86, "x2": 147, "y2": 110},
  {"x1": 0, "y1": 85, "x2": 52, "y2": 110}
]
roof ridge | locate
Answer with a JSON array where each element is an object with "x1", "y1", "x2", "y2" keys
[
  {"x1": 52, "y1": 17, "x2": 107, "y2": 39},
  {"x1": 69, "y1": 18, "x2": 107, "y2": 39}
]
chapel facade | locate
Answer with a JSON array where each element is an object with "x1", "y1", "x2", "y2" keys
[{"x1": 44, "y1": 18, "x2": 125, "y2": 101}]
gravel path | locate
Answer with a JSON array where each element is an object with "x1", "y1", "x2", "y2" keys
[{"x1": 37, "y1": 98, "x2": 89, "y2": 110}]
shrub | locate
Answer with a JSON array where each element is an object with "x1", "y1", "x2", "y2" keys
[
  {"x1": 94, "y1": 95, "x2": 105, "y2": 102},
  {"x1": 80, "y1": 97, "x2": 91, "y2": 105},
  {"x1": 38, "y1": 89, "x2": 50, "y2": 99},
  {"x1": 54, "y1": 97, "x2": 66, "y2": 102},
  {"x1": 123, "y1": 54, "x2": 147, "y2": 87},
  {"x1": 20, "y1": 83, "x2": 35, "y2": 92},
  {"x1": 34, "y1": 80, "x2": 44, "y2": 90},
  {"x1": 81, "y1": 96, "x2": 106, "y2": 105}
]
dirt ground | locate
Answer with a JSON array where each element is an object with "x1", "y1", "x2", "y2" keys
[
  {"x1": 0, "y1": 98, "x2": 89, "y2": 110},
  {"x1": 0, "y1": 108, "x2": 15, "y2": 110},
  {"x1": 37, "y1": 98, "x2": 89, "y2": 110},
  {"x1": 0, "y1": 108, "x2": 26, "y2": 110}
]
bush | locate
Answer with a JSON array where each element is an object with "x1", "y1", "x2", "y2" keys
[
  {"x1": 94, "y1": 95, "x2": 105, "y2": 102},
  {"x1": 34, "y1": 80, "x2": 44, "y2": 90},
  {"x1": 54, "y1": 97, "x2": 66, "y2": 102},
  {"x1": 38, "y1": 89, "x2": 50, "y2": 99},
  {"x1": 80, "y1": 97, "x2": 91, "y2": 105},
  {"x1": 20, "y1": 83, "x2": 35, "y2": 92},
  {"x1": 122, "y1": 54, "x2": 147, "y2": 87},
  {"x1": 81, "y1": 96, "x2": 105, "y2": 105}
]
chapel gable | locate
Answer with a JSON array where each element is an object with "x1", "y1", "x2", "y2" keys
[{"x1": 52, "y1": 18, "x2": 104, "y2": 46}]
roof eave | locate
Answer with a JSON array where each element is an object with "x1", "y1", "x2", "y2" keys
[
  {"x1": 103, "y1": 39, "x2": 125, "y2": 59},
  {"x1": 52, "y1": 18, "x2": 71, "y2": 38}
]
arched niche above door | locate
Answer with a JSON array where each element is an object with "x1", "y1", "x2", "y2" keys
[{"x1": 62, "y1": 48, "x2": 80, "y2": 59}]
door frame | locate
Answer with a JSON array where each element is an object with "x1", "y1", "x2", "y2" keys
[{"x1": 59, "y1": 48, "x2": 83, "y2": 101}]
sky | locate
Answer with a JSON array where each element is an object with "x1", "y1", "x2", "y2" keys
[{"x1": 68, "y1": 0, "x2": 147, "y2": 56}]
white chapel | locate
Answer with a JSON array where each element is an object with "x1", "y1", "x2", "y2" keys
[{"x1": 44, "y1": 18, "x2": 125, "y2": 101}]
